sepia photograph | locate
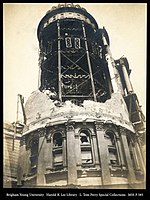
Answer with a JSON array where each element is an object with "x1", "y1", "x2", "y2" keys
[{"x1": 3, "y1": 3, "x2": 146, "y2": 192}]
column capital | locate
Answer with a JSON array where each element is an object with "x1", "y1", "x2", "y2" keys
[
  {"x1": 45, "y1": 129, "x2": 53, "y2": 143},
  {"x1": 118, "y1": 126, "x2": 127, "y2": 136},
  {"x1": 94, "y1": 121, "x2": 104, "y2": 131},
  {"x1": 38, "y1": 128, "x2": 46, "y2": 138},
  {"x1": 65, "y1": 121, "x2": 75, "y2": 132}
]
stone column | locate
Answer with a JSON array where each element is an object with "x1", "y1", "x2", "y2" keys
[
  {"x1": 131, "y1": 143, "x2": 141, "y2": 171},
  {"x1": 17, "y1": 136, "x2": 30, "y2": 186},
  {"x1": 66, "y1": 122, "x2": 77, "y2": 185},
  {"x1": 119, "y1": 127, "x2": 136, "y2": 183},
  {"x1": 36, "y1": 129, "x2": 46, "y2": 186},
  {"x1": 95, "y1": 122, "x2": 111, "y2": 185},
  {"x1": 116, "y1": 138, "x2": 126, "y2": 168},
  {"x1": 135, "y1": 141, "x2": 146, "y2": 174}
]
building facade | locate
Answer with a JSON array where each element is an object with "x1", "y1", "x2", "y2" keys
[
  {"x1": 4, "y1": 3, "x2": 146, "y2": 189},
  {"x1": 3, "y1": 122, "x2": 22, "y2": 188}
]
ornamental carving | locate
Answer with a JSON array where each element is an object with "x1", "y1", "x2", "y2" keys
[
  {"x1": 95, "y1": 122, "x2": 104, "y2": 131},
  {"x1": 65, "y1": 122, "x2": 75, "y2": 132},
  {"x1": 38, "y1": 128, "x2": 46, "y2": 137},
  {"x1": 66, "y1": 124, "x2": 74, "y2": 132},
  {"x1": 45, "y1": 128, "x2": 53, "y2": 142},
  {"x1": 118, "y1": 126, "x2": 127, "y2": 136}
]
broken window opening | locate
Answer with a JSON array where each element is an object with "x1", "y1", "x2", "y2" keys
[
  {"x1": 105, "y1": 131, "x2": 119, "y2": 167},
  {"x1": 52, "y1": 132, "x2": 63, "y2": 168},
  {"x1": 80, "y1": 129, "x2": 93, "y2": 165},
  {"x1": 29, "y1": 137, "x2": 39, "y2": 174},
  {"x1": 80, "y1": 131, "x2": 90, "y2": 144},
  {"x1": 53, "y1": 132, "x2": 63, "y2": 147}
]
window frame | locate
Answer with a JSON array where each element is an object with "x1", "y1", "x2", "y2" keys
[
  {"x1": 28, "y1": 135, "x2": 39, "y2": 175},
  {"x1": 52, "y1": 131, "x2": 63, "y2": 168},
  {"x1": 105, "y1": 130, "x2": 121, "y2": 168},
  {"x1": 79, "y1": 128, "x2": 94, "y2": 166}
]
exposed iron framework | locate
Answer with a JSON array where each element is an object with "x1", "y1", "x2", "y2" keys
[{"x1": 37, "y1": 5, "x2": 112, "y2": 104}]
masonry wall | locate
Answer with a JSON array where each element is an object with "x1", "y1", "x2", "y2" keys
[{"x1": 3, "y1": 122, "x2": 21, "y2": 188}]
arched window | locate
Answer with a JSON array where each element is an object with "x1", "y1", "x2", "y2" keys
[
  {"x1": 80, "y1": 129, "x2": 93, "y2": 165},
  {"x1": 105, "y1": 131, "x2": 119, "y2": 167},
  {"x1": 53, "y1": 132, "x2": 63, "y2": 147},
  {"x1": 52, "y1": 132, "x2": 63, "y2": 168},
  {"x1": 29, "y1": 136, "x2": 39, "y2": 175}
]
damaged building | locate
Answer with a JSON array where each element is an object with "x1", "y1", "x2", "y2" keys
[{"x1": 4, "y1": 3, "x2": 146, "y2": 189}]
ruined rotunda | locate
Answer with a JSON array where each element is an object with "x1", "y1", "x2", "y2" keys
[{"x1": 4, "y1": 3, "x2": 146, "y2": 189}]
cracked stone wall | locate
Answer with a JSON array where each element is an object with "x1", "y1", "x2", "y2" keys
[{"x1": 24, "y1": 90, "x2": 134, "y2": 133}]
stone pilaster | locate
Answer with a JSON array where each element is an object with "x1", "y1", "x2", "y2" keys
[
  {"x1": 95, "y1": 122, "x2": 111, "y2": 185},
  {"x1": 119, "y1": 127, "x2": 136, "y2": 183},
  {"x1": 45, "y1": 129, "x2": 53, "y2": 170},
  {"x1": 116, "y1": 138, "x2": 126, "y2": 168},
  {"x1": 66, "y1": 122, "x2": 77, "y2": 185},
  {"x1": 36, "y1": 129, "x2": 46, "y2": 185},
  {"x1": 17, "y1": 136, "x2": 29, "y2": 185},
  {"x1": 135, "y1": 141, "x2": 146, "y2": 174}
]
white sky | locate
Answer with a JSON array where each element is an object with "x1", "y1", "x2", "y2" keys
[{"x1": 3, "y1": 3, "x2": 147, "y2": 123}]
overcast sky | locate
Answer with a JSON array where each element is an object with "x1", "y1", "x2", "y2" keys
[{"x1": 3, "y1": 3, "x2": 147, "y2": 123}]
